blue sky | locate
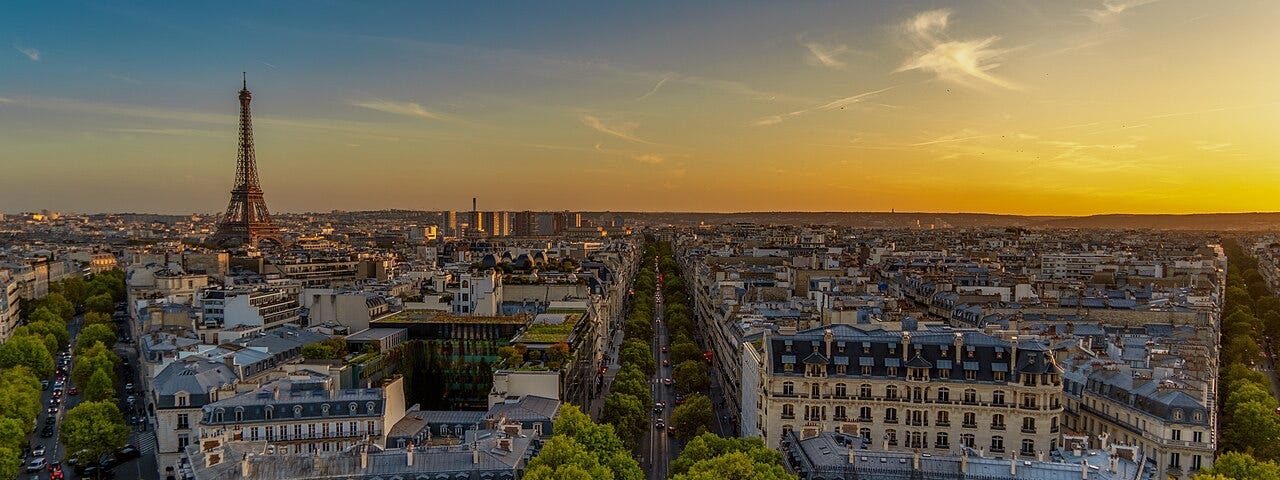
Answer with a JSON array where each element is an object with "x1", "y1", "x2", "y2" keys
[{"x1": 2, "y1": 1, "x2": 1278, "y2": 214}]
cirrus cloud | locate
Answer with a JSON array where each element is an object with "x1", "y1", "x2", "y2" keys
[{"x1": 896, "y1": 9, "x2": 1018, "y2": 90}]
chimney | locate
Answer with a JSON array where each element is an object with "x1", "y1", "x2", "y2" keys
[
  {"x1": 1081, "y1": 458, "x2": 1089, "y2": 479},
  {"x1": 241, "y1": 455, "x2": 253, "y2": 478},
  {"x1": 1109, "y1": 455, "x2": 1118, "y2": 473},
  {"x1": 1010, "y1": 336, "x2": 1019, "y2": 376},
  {"x1": 960, "y1": 449, "x2": 968, "y2": 473},
  {"x1": 1037, "y1": 450, "x2": 1045, "y2": 461},
  {"x1": 953, "y1": 333, "x2": 963, "y2": 362},
  {"x1": 912, "y1": 449, "x2": 920, "y2": 470},
  {"x1": 472, "y1": 198, "x2": 477, "y2": 213},
  {"x1": 472, "y1": 442, "x2": 480, "y2": 464},
  {"x1": 1009, "y1": 452, "x2": 1017, "y2": 475},
  {"x1": 824, "y1": 329, "x2": 833, "y2": 358},
  {"x1": 406, "y1": 442, "x2": 414, "y2": 466},
  {"x1": 360, "y1": 444, "x2": 369, "y2": 469},
  {"x1": 901, "y1": 332, "x2": 911, "y2": 362}
]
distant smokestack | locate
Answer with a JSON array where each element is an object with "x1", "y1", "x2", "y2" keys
[{"x1": 472, "y1": 198, "x2": 477, "y2": 212}]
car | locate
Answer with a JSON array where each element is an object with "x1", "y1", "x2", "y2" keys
[
  {"x1": 32, "y1": 445, "x2": 45, "y2": 457},
  {"x1": 654, "y1": 419, "x2": 665, "y2": 429},
  {"x1": 53, "y1": 380, "x2": 63, "y2": 389},
  {"x1": 50, "y1": 470, "x2": 64, "y2": 480},
  {"x1": 47, "y1": 408, "x2": 57, "y2": 416},
  {"x1": 98, "y1": 454, "x2": 121, "y2": 470},
  {"x1": 662, "y1": 359, "x2": 670, "y2": 367},
  {"x1": 117, "y1": 444, "x2": 141, "y2": 460},
  {"x1": 667, "y1": 426, "x2": 676, "y2": 436},
  {"x1": 661, "y1": 346, "x2": 668, "y2": 353},
  {"x1": 125, "y1": 395, "x2": 136, "y2": 405},
  {"x1": 653, "y1": 402, "x2": 665, "y2": 413},
  {"x1": 662, "y1": 378, "x2": 673, "y2": 386},
  {"x1": 48, "y1": 461, "x2": 61, "y2": 472},
  {"x1": 674, "y1": 394, "x2": 685, "y2": 405},
  {"x1": 124, "y1": 383, "x2": 134, "y2": 392},
  {"x1": 26, "y1": 458, "x2": 46, "y2": 473},
  {"x1": 40, "y1": 426, "x2": 54, "y2": 438},
  {"x1": 68, "y1": 388, "x2": 78, "y2": 396},
  {"x1": 41, "y1": 380, "x2": 50, "y2": 390}
]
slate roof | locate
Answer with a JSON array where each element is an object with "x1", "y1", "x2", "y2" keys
[{"x1": 154, "y1": 359, "x2": 239, "y2": 409}]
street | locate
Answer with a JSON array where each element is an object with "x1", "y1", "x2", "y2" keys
[
  {"x1": 21, "y1": 310, "x2": 158, "y2": 480},
  {"x1": 639, "y1": 258, "x2": 677, "y2": 480}
]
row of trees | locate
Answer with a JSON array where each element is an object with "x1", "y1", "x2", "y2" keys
[
  {"x1": 602, "y1": 241, "x2": 664, "y2": 447},
  {"x1": 1196, "y1": 241, "x2": 1280, "y2": 479},
  {"x1": 0, "y1": 270, "x2": 127, "y2": 478},
  {"x1": 61, "y1": 270, "x2": 132, "y2": 470}
]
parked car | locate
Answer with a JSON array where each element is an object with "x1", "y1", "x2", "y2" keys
[
  {"x1": 32, "y1": 445, "x2": 45, "y2": 457},
  {"x1": 68, "y1": 387, "x2": 78, "y2": 396},
  {"x1": 41, "y1": 381, "x2": 49, "y2": 391},
  {"x1": 124, "y1": 383, "x2": 133, "y2": 392},
  {"x1": 654, "y1": 419, "x2": 665, "y2": 429},
  {"x1": 116, "y1": 445, "x2": 141, "y2": 461},
  {"x1": 40, "y1": 425, "x2": 54, "y2": 438}
]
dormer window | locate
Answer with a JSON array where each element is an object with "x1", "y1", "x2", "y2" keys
[
  {"x1": 264, "y1": 406, "x2": 273, "y2": 420},
  {"x1": 234, "y1": 407, "x2": 244, "y2": 422},
  {"x1": 349, "y1": 402, "x2": 358, "y2": 414},
  {"x1": 322, "y1": 404, "x2": 331, "y2": 416},
  {"x1": 367, "y1": 402, "x2": 376, "y2": 414},
  {"x1": 214, "y1": 408, "x2": 224, "y2": 423},
  {"x1": 294, "y1": 405, "x2": 303, "y2": 417},
  {"x1": 1172, "y1": 409, "x2": 1183, "y2": 421}
]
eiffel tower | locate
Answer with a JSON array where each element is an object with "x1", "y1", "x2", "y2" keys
[{"x1": 210, "y1": 74, "x2": 283, "y2": 248}]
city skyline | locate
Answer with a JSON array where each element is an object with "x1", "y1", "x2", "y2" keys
[{"x1": 2, "y1": 1, "x2": 1278, "y2": 215}]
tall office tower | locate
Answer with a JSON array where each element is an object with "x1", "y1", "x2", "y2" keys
[
  {"x1": 487, "y1": 211, "x2": 509, "y2": 236},
  {"x1": 511, "y1": 211, "x2": 536, "y2": 236},
  {"x1": 211, "y1": 75, "x2": 283, "y2": 248},
  {"x1": 553, "y1": 211, "x2": 581, "y2": 234},
  {"x1": 442, "y1": 211, "x2": 458, "y2": 237}
]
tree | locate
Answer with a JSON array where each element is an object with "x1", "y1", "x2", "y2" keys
[
  {"x1": 0, "y1": 445, "x2": 19, "y2": 480},
  {"x1": 674, "y1": 360, "x2": 710, "y2": 395},
  {"x1": 0, "y1": 367, "x2": 42, "y2": 433},
  {"x1": 671, "y1": 341, "x2": 705, "y2": 366},
  {"x1": 671, "y1": 451, "x2": 797, "y2": 480},
  {"x1": 601, "y1": 393, "x2": 648, "y2": 447},
  {"x1": 85, "y1": 369, "x2": 116, "y2": 403},
  {"x1": 524, "y1": 436, "x2": 614, "y2": 480},
  {"x1": 1223, "y1": 400, "x2": 1280, "y2": 460},
  {"x1": 85, "y1": 293, "x2": 114, "y2": 314},
  {"x1": 0, "y1": 334, "x2": 55, "y2": 378},
  {"x1": 611, "y1": 366, "x2": 652, "y2": 408},
  {"x1": 301, "y1": 343, "x2": 337, "y2": 360},
  {"x1": 1196, "y1": 451, "x2": 1280, "y2": 480},
  {"x1": 620, "y1": 340, "x2": 657, "y2": 377},
  {"x1": 84, "y1": 311, "x2": 114, "y2": 328},
  {"x1": 42, "y1": 293, "x2": 76, "y2": 321},
  {"x1": 61, "y1": 401, "x2": 130, "y2": 469},
  {"x1": 53, "y1": 277, "x2": 90, "y2": 306},
  {"x1": 21, "y1": 319, "x2": 70, "y2": 351},
  {"x1": 547, "y1": 342, "x2": 571, "y2": 366},
  {"x1": 76, "y1": 323, "x2": 117, "y2": 355},
  {"x1": 671, "y1": 433, "x2": 787, "y2": 478},
  {"x1": 28, "y1": 306, "x2": 63, "y2": 325},
  {"x1": 671, "y1": 393, "x2": 714, "y2": 441},
  {"x1": 72, "y1": 342, "x2": 118, "y2": 388},
  {"x1": 551, "y1": 405, "x2": 643, "y2": 480}
]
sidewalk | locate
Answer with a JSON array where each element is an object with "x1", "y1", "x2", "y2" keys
[{"x1": 588, "y1": 327, "x2": 627, "y2": 419}]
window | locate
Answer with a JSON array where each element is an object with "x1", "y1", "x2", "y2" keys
[
  {"x1": 337, "y1": 423, "x2": 345, "y2": 436},
  {"x1": 782, "y1": 382, "x2": 795, "y2": 395},
  {"x1": 908, "y1": 431, "x2": 925, "y2": 449},
  {"x1": 860, "y1": 384, "x2": 872, "y2": 399},
  {"x1": 1170, "y1": 452, "x2": 1181, "y2": 468},
  {"x1": 992, "y1": 413, "x2": 1004, "y2": 430},
  {"x1": 961, "y1": 433, "x2": 975, "y2": 448},
  {"x1": 322, "y1": 404, "x2": 331, "y2": 416},
  {"x1": 994, "y1": 371, "x2": 1006, "y2": 381},
  {"x1": 1172, "y1": 409, "x2": 1184, "y2": 421},
  {"x1": 965, "y1": 370, "x2": 977, "y2": 380},
  {"x1": 834, "y1": 406, "x2": 846, "y2": 421},
  {"x1": 936, "y1": 387, "x2": 949, "y2": 402},
  {"x1": 886, "y1": 385, "x2": 898, "y2": 400},
  {"x1": 887, "y1": 367, "x2": 898, "y2": 376},
  {"x1": 859, "y1": 428, "x2": 871, "y2": 443},
  {"x1": 861, "y1": 366, "x2": 872, "y2": 376},
  {"x1": 1021, "y1": 439, "x2": 1036, "y2": 455},
  {"x1": 992, "y1": 390, "x2": 1005, "y2": 405},
  {"x1": 811, "y1": 384, "x2": 820, "y2": 397},
  {"x1": 963, "y1": 389, "x2": 977, "y2": 404},
  {"x1": 178, "y1": 434, "x2": 189, "y2": 450},
  {"x1": 859, "y1": 407, "x2": 872, "y2": 422},
  {"x1": 1022, "y1": 417, "x2": 1036, "y2": 434},
  {"x1": 1193, "y1": 431, "x2": 1203, "y2": 443},
  {"x1": 963, "y1": 412, "x2": 976, "y2": 428},
  {"x1": 1171, "y1": 429, "x2": 1181, "y2": 441},
  {"x1": 264, "y1": 406, "x2": 273, "y2": 420},
  {"x1": 249, "y1": 427, "x2": 259, "y2": 441},
  {"x1": 294, "y1": 405, "x2": 303, "y2": 417},
  {"x1": 294, "y1": 424, "x2": 302, "y2": 439},
  {"x1": 991, "y1": 436, "x2": 1004, "y2": 452},
  {"x1": 1192, "y1": 455, "x2": 1202, "y2": 470},
  {"x1": 176, "y1": 392, "x2": 188, "y2": 407},
  {"x1": 782, "y1": 404, "x2": 795, "y2": 419},
  {"x1": 835, "y1": 383, "x2": 847, "y2": 397},
  {"x1": 349, "y1": 402, "x2": 358, "y2": 413},
  {"x1": 214, "y1": 408, "x2": 224, "y2": 423},
  {"x1": 367, "y1": 402, "x2": 376, "y2": 414},
  {"x1": 936, "y1": 411, "x2": 949, "y2": 426},
  {"x1": 234, "y1": 408, "x2": 244, "y2": 422},
  {"x1": 367, "y1": 421, "x2": 375, "y2": 434},
  {"x1": 885, "y1": 429, "x2": 898, "y2": 446},
  {"x1": 177, "y1": 414, "x2": 189, "y2": 430},
  {"x1": 885, "y1": 408, "x2": 898, "y2": 423},
  {"x1": 936, "y1": 432, "x2": 949, "y2": 448}
]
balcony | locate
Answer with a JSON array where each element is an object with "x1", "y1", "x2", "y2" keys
[
  {"x1": 991, "y1": 424, "x2": 1005, "y2": 431},
  {"x1": 962, "y1": 423, "x2": 977, "y2": 429},
  {"x1": 858, "y1": 417, "x2": 873, "y2": 423},
  {"x1": 781, "y1": 414, "x2": 795, "y2": 420},
  {"x1": 883, "y1": 418, "x2": 898, "y2": 424},
  {"x1": 935, "y1": 421, "x2": 950, "y2": 427},
  {"x1": 990, "y1": 447, "x2": 1005, "y2": 454},
  {"x1": 1021, "y1": 427, "x2": 1037, "y2": 434}
]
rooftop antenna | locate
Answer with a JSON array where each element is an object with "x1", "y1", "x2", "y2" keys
[{"x1": 242, "y1": 71, "x2": 247, "y2": 90}]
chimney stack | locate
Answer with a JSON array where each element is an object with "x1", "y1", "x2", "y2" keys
[
  {"x1": 360, "y1": 444, "x2": 369, "y2": 469},
  {"x1": 960, "y1": 449, "x2": 968, "y2": 473},
  {"x1": 1009, "y1": 452, "x2": 1017, "y2": 475},
  {"x1": 406, "y1": 442, "x2": 414, "y2": 466},
  {"x1": 1081, "y1": 458, "x2": 1090, "y2": 479},
  {"x1": 472, "y1": 442, "x2": 480, "y2": 464},
  {"x1": 241, "y1": 455, "x2": 253, "y2": 478}
]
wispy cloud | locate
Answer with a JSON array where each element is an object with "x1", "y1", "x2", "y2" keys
[
  {"x1": 753, "y1": 85, "x2": 896, "y2": 126},
  {"x1": 1085, "y1": 0, "x2": 1160, "y2": 23},
  {"x1": 632, "y1": 153, "x2": 665, "y2": 164},
  {"x1": 582, "y1": 114, "x2": 660, "y2": 145},
  {"x1": 804, "y1": 42, "x2": 847, "y2": 68},
  {"x1": 14, "y1": 45, "x2": 40, "y2": 61},
  {"x1": 635, "y1": 74, "x2": 673, "y2": 101},
  {"x1": 351, "y1": 99, "x2": 462, "y2": 124},
  {"x1": 259, "y1": 61, "x2": 278, "y2": 70},
  {"x1": 107, "y1": 73, "x2": 141, "y2": 85},
  {"x1": 105, "y1": 127, "x2": 227, "y2": 138},
  {"x1": 896, "y1": 9, "x2": 1018, "y2": 90}
]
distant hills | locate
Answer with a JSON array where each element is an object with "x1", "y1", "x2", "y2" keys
[{"x1": 594, "y1": 212, "x2": 1280, "y2": 231}]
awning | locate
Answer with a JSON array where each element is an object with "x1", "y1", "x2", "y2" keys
[
  {"x1": 884, "y1": 358, "x2": 901, "y2": 367},
  {"x1": 936, "y1": 359, "x2": 953, "y2": 369},
  {"x1": 963, "y1": 361, "x2": 979, "y2": 371},
  {"x1": 834, "y1": 356, "x2": 850, "y2": 366},
  {"x1": 781, "y1": 355, "x2": 796, "y2": 364},
  {"x1": 859, "y1": 357, "x2": 875, "y2": 366},
  {"x1": 992, "y1": 363, "x2": 1009, "y2": 372}
]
